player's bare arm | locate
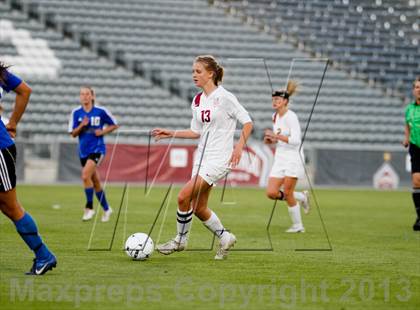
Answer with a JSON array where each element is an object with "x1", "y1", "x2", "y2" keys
[
  {"x1": 403, "y1": 124, "x2": 410, "y2": 148},
  {"x1": 275, "y1": 133, "x2": 289, "y2": 144},
  {"x1": 6, "y1": 81, "x2": 31, "y2": 138},
  {"x1": 152, "y1": 128, "x2": 200, "y2": 141},
  {"x1": 230, "y1": 121, "x2": 253, "y2": 168},
  {"x1": 95, "y1": 124, "x2": 119, "y2": 137}
]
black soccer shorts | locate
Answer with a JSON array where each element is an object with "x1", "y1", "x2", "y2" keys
[
  {"x1": 80, "y1": 153, "x2": 104, "y2": 167},
  {"x1": 0, "y1": 144, "x2": 17, "y2": 192},
  {"x1": 409, "y1": 143, "x2": 420, "y2": 174}
]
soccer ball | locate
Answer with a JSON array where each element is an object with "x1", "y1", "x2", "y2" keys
[{"x1": 124, "y1": 233, "x2": 154, "y2": 261}]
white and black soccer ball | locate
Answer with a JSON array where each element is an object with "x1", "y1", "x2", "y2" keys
[{"x1": 125, "y1": 233, "x2": 154, "y2": 261}]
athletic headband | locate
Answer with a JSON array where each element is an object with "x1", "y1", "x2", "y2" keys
[{"x1": 272, "y1": 91, "x2": 289, "y2": 99}]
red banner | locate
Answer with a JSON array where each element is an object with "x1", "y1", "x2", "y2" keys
[{"x1": 98, "y1": 143, "x2": 267, "y2": 186}]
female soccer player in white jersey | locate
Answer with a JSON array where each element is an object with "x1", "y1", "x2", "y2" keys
[
  {"x1": 152, "y1": 55, "x2": 253, "y2": 260},
  {"x1": 0, "y1": 61, "x2": 56, "y2": 275},
  {"x1": 68, "y1": 86, "x2": 118, "y2": 222},
  {"x1": 264, "y1": 81, "x2": 310, "y2": 233}
]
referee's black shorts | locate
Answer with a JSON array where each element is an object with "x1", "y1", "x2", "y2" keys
[
  {"x1": 0, "y1": 144, "x2": 17, "y2": 192},
  {"x1": 409, "y1": 143, "x2": 420, "y2": 174}
]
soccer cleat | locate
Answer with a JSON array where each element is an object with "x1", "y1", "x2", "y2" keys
[
  {"x1": 285, "y1": 225, "x2": 305, "y2": 233},
  {"x1": 82, "y1": 208, "x2": 95, "y2": 221},
  {"x1": 156, "y1": 239, "x2": 186, "y2": 255},
  {"x1": 101, "y1": 207, "x2": 113, "y2": 222},
  {"x1": 26, "y1": 254, "x2": 57, "y2": 276},
  {"x1": 301, "y1": 190, "x2": 311, "y2": 215},
  {"x1": 215, "y1": 232, "x2": 236, "y2": 260},
  {"x1": 413, "y1": 219, "x2": 420, "y2": 231}
]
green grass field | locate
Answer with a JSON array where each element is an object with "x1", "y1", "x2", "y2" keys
[{"x1": 0, "y1": 185, "x2": 419, "y2": 310}]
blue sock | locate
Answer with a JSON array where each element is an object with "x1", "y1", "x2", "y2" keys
[
  {"x1": 14, "y1": 213, "x2": 51, "y2": 261},
  {"x1": 95, "y1": 190, "x2": 109, "y2": 211},
  {"x1": 84, "y1": 187, "x2": 94, "y2": 209}
]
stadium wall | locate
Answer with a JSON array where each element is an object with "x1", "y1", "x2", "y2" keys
[
  {"x1": 56, "y1": 142, "x2": 273, "y2": 187},
  {"x1": 314, "y1": 148, "x2": 410, "y2": 188},
  {"x1": 51, "y1": 142, "x2": 410, "y2": 189}
]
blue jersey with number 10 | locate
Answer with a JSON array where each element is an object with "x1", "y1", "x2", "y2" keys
[
  {"x1": 0, "y1": 70, "x2": 22, "y2": 149},
  {"x1": 68, "y1": 105, "x2": 117, "y2": 158}
]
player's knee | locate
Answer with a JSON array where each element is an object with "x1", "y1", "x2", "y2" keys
[
  {"x1": 81, "y1": 173, "x2": 90, "y2": 183},
  {"x1": 177, "y1": 193, "x2": 189, "y2": 207},
  {"x1": 266, "y1": 190, "x2": 278, "y2": 200}
]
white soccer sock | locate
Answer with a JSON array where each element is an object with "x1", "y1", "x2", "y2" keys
[
  {"x1": 288, "y1": 204, "x2": 303, "y2": 226},
  {"x1": 293, "y1": 191, "x2": 305, "y2": 202},
  {"x1": 175, "y1": 208, "x2": 193, "y2": 244},
  {"x1": 203, "y1": 211, "x2": 226, "y2": 239}
]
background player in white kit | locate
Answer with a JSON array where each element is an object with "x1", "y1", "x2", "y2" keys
[
  {"x1": 152, "y1": 55, "x2": 253, "y2": 259},
  {"x1": 264, "y1": 81, "x2": 310, "y2": 233}
]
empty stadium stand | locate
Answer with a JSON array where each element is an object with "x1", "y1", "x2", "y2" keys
[
  {"x1": 220, "y1": 0, "x2": 420, "y2": 98},
  {"x1": 0, "y1": 0, "x2": 192, "y2": 142},
  {"x1": 0, "y1": 0, "x2": 408, "y2": 148}
]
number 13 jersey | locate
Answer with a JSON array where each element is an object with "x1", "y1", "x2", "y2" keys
[{"x1": 190, "y1": 86, "x2": 252, "y2": 168}]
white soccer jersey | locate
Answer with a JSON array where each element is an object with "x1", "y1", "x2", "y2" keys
[
  {"x1": 270, "y1": 110, "x2": 304, "y2": 178},
  {"x1": 272, "y1": 110, "x2": 302, "y2": 155},
  {"x1": 190, "y1": 86, "x2": 252, "y2": 168}
]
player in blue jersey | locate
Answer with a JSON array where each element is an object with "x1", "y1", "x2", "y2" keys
[
  {"x1": 68, "y1": 86, "x2": 118, "y2": 222},
  {"x1": 0, "y1": 61, "x2": 56, "y2": 275}
]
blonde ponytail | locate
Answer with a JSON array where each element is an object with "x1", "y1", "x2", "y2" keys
[
  {"x1": 272, "y1": 80, "x2": 299, "y2": 99},
  {"x1": 286, "y1": 80, "x2": 299, "y2": 97}
]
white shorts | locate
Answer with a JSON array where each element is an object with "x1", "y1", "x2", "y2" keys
[
  {"x1": 191, "y1": 164, "x2": 230, "y2": 186},
  {"x1": 269, "y1": 154, "x2": 304, "y2": 179}
]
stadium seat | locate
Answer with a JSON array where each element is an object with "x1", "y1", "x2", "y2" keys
[{"x1": 0, "y1": 0, "x2": 408, "y2": 147}]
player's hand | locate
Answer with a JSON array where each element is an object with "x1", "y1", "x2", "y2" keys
[
  {"x1": 6, "y1": 120, "x2": 17, "y2": 138},
  {"x1": 264, "y1": 132, "x2": 276, "y2": 144},
  {"x1": 151, "y1": 128, "x2": 172, "y2": 141},
  {"x1": 402, "y1": 138, "x2": 409, "y2": 148},
  {"x1": 229, "y1": 144, "x2": 243, "y2": 168},
  {"x1": 95, "y1": 129, "x2": 104, "y2": 136},
  {"x1": 263, "y1": 136, "x2": 273, "y2": 144},
  {"x1": 81, "y1": 116, "x2": 89, "y2": 126},
  {"x1": 264, "y1": 130, "x2": 277, "y2": 144}
]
